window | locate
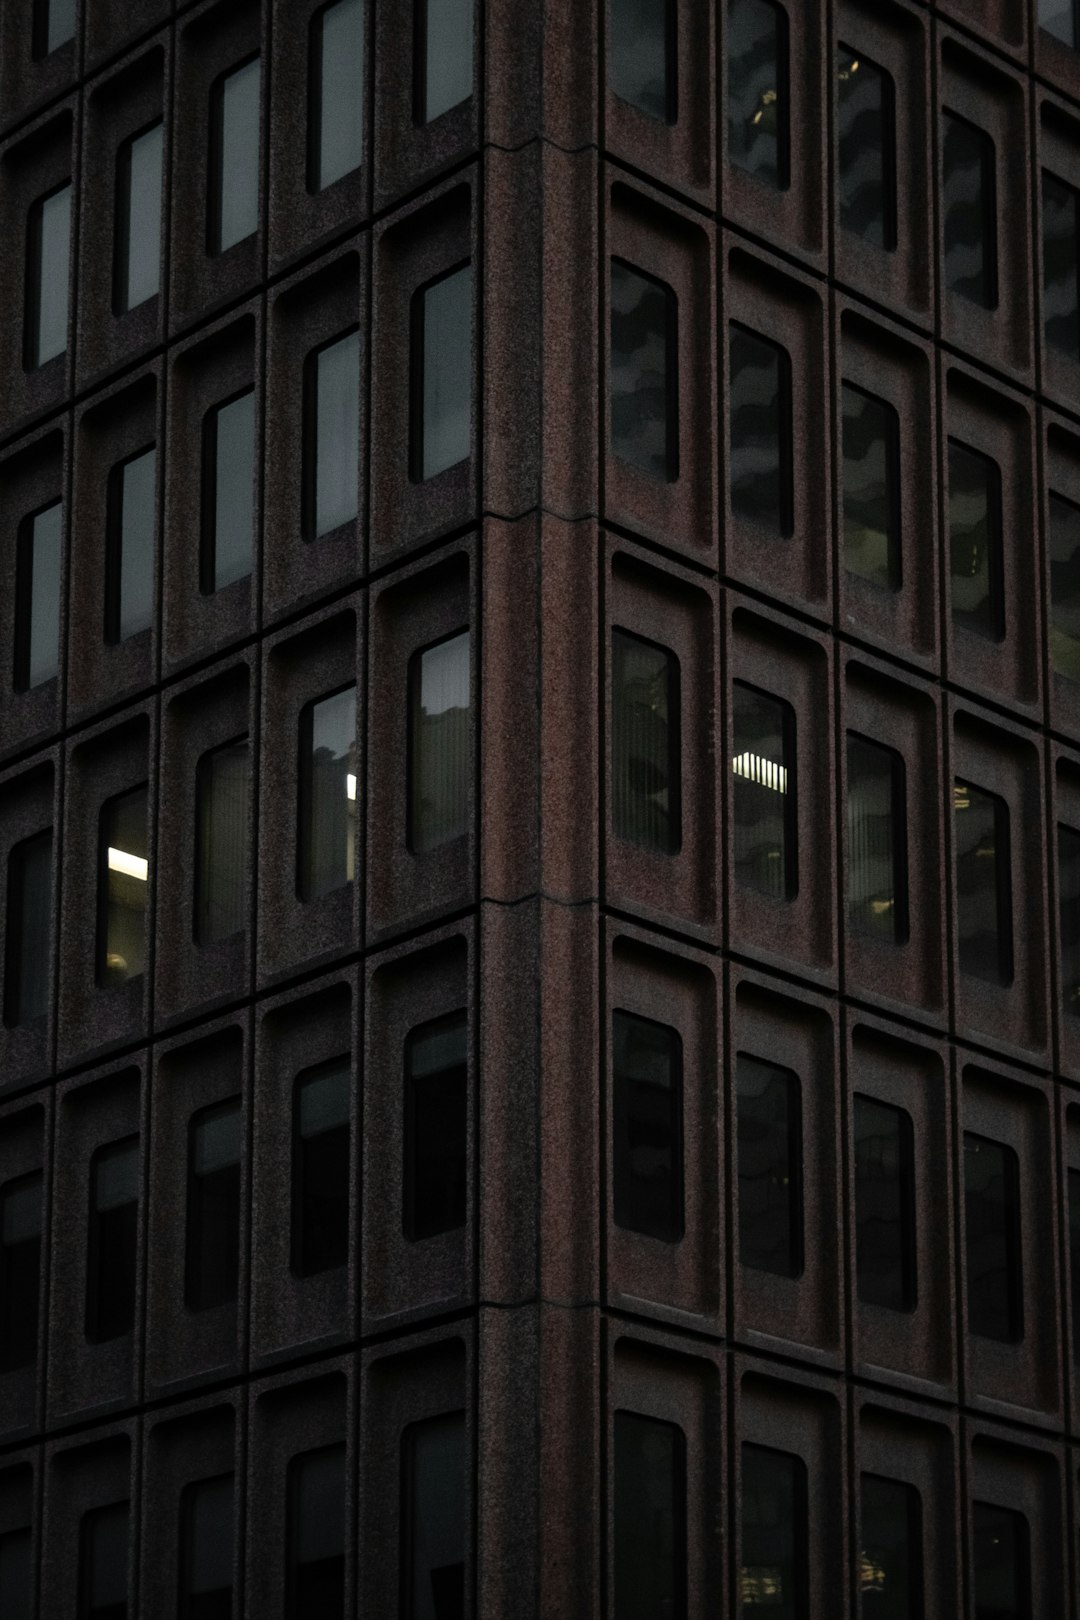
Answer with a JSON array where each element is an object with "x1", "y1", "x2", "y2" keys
[
  {"x1": 611, "y1": 630, "x2": 680, "y2": 855},
  {"x1": 416, "y1": 0, "x2": 473, "y2": 123},
  {"x1": 942, "y1": 112, "x2": 997, "y2": 310},
  {"x1": 1043, "y1": 171, "x2": 1080, "y2": 362},
  {"x1": 1041, "y1": 0, "x2": 1079, "y2": 48},
  {"x1": 954, "y1": 781, "x2": 1013, "y2": 987},
  {"x1": 736, "y1": 1054, "x2": 802, "y2": 1279},
  {"x1": 1059, "y1": 824, "x2": 1080, "y2": 1016},
  {"x1": 1049, "y1": 493, "x2": 1080, "y2": 680},
  {"x1": 286, "y1": 1445, "x2": 346, "y2": 1619},
  {"x1": 0, "y1": 1171, "x2": 42, "y2": 1374},
  {"x1": 97, "y1": 786, "x2": 149, "y2": 988},
  {"x1": 411, "y1": 264, "x2": 472, "y2": 481},
  {"x1": 964, "y1": 1132, "x2": 1023, "y2": 1343},
  {"x1": 408, "y1": 631, "x2": 470, "y2": 854},
  {"x1": 0, "y1": 1525, "x2": 31, "y2": 1620},
  {"x1": 948, "y1": 441, "x2": 1003, "y2": 642},
  {"x1": 402, "y1": 1411, "x2": 466, "y2": 1620},
  {"x1": 85, "y1": 1136, "x2": 138, "y2": 1344},
  {"x1": 115, "y1": 123, "x2": 163, "y2": 315},
  {"x1": 859, "y1": 1475, "x2": 922, "y2": 1619},
  {"x1": 610, "y1": 0, "x2": 674, "y2": 124},
  {"x1": 25, "y1": 182, "x2": 71, "y2": 370},
  {"x1": 185, "y1": 1099, "x2": 241, "y2": 1312},
  {"x1": 201, "y1": 390, "x2": 255, "y2": 595},
  {"x1": 612, "y1": 1011, "x2": 683, "y2": 1242},
  {"x1": 104, "y1": 446, "x2": 155, "y2": 644},
  {"x1": 309, "y1": 0, "x2": 363, "y2": 192},
  {"x1": 179, "y1": 1474, "x2": 233, "y2": 1620},
  {"x1": 728, "y1": 0, "x2": 789, "y2": 188},
  {"x1": 32, "y1": 0, "x2": 75, "y2": 58},
  {"x1": 1069, "y1": 1169, "x2": 1080, "y2": 1362},
  {"x1": 209, "y1": 58, "x2": 261, "y2": 255},
  {"x1": 4, "y1": 829, "x2": 52, "y2": 1028},
  {"x1": 740, "y1": 1444, "x2": 807, "y2": 1616},
  {"x1": 303, "y1": 329, "x2": 360, "y2": 540},
  {"x1": 194, "y1": 740, "x2": 249, "y2": 946},
  {"x1": 292, "y1": 1058, "x2": 351, "y2": 1277},
  {"x1": 610, "y1": 261, "x2": 678, "y2": 482},
  {"x1": 729, "y1": 324, "x2": 793, "y2": 536},
  {"x1": 846, "y1": 734, "x2": 908, "y2": 944},
  {"x1": 836, "y1": 49, "x2": 896, "y2": 251},
  {"x1": 853, "y1": 1096, "x2": 916, "y2": 1311},
  {"x1": 732, "y1": 683, "x2": 796, "y2": 900},
  {"x1": 613, "y1": 1411, "x2": 687, "y2": 1620},
  {"x1": 78, "y1": 1501, "x2": 128, "y2": 1620},
  {"x1": 13, "y1": 499, "x2": 62, "y2": 691},
  {"x1": 298, "y1": 686, "x2": 357, "y2": 902},
  {"x1": 842, "y1": 384, "x2": 900, "y2": 590},
  {"x1": 404, "y1": 1013, "x2": 467, "y2": 1241},
  {"x1": 972, "y1": 1503, "x2": 1029, "y2": 1620}
]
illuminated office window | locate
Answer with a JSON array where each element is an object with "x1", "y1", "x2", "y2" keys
[
  {"x1": 732, "y1": 682, "x2": 796, "y2": 900},
  {"x1": 728, "y1": 0, "x2": 789, "y2": 188},
  {"x1": 942, "y1": 112, "x2": 997, "y2": 310},
  {"x1": 408, "y1": 631, "x2": 470, "y2": 854},
  {"x1": 416, "y1": 0, "x2": 473, "y2": 123},
  {"x1": 0, "y1": 1172, "x2": 42, "y2": 1373},
  {"x1": 729, "y1": 324, "x2": 793, "y2": 536},
  {"x1": 286, "y1": 1446, "x2": 346, "y2": 1618},
  {"x1": 411, "y1": 265, "x2": 472, "y2": 481},
  {"x1": 610, "y1": 0, "x2": 674, "y2": 123},
  {"x1": 612, "y1": 1011, "x2": 683, "y2": 1242},
  {"x1": 948, "y1": 441, "x2": 1003, "y2": 643},
  {"x1": 740, "y1": 1444, "x2": 807, "y2": 1616},
  {"x1": 292, "y1": 1058, "x2": 350, "y2": 1277},
  {"x1": 610, "y1": 260, "x2": 678, "y2": 482},
  {"x1": 853, "y1": 1096, "x2": 916, "y2": 1312},
  {"x1": 613, "y1": 1411, "x2": 686, "y2": 1620},
  {"x1": 104, "y1": 446, "x2": 155, "y2": 644},
  {"x1": 859, "y1": 1475, "x2": 922, "y2": 1620},
  {"x1": 611, "y1": 630, "x2": 680, "y2": 855},
  {"x1": 185, "y1": 1099, "x2": 242, "y2": 1313},
  {"x1": 954, "y1": 781, "x2": 1012, "y2": 987},
  {"x1": 98, "y1": 786, "x2": 149, "y2": 988},
  {"x1": 209, "y1": 58, "x2": 261, "y2": 255},
  {"x1": 964, "y1": 1132, "x2": 1023, "y2": 1343},
  {"x1": 25, "y1": 182, "x2": 71, "y2": 369},
  {"x1": 13, "y1": 500, "x2": 62, "y2": 692},
  {"x1": 201, "y1": 390, "x2": 255, "y2": 595},
  {"x1": 309, "y1": 0, "x2": 363, "y2": 192},
  {"x1": 842, "y1": 384, "x2": 900, "y2": 590},
  {"x1": 115, "y1": 123, "x2": 163, "y2": 315},
  {"x1": 736, "y1": 1054, "x2": 802, "y2": 1279},
  {"x1": 836, "y1": 48, "x2": 895, "y2": 250},
  {"x1": 402, "y1": 1411, "x2": 466, "y2": 1620},
  {"x1": 404, "y1": 1012, "x2": 467, "y2": 1241},
  {"x1": 298, "y1": 686, "x2": 357, "y2": 902},
  {"x1": 846, "y1": 734, "x2": 907, "y2": 944},
  {"x1": 5, "y1": 830, "x2": 52, "y2": 1028},
  {"x1": 86, "y1": 1137, "x2": 138, "y2": 1344},
  {"x1": 304, "y1": 330, "x2": 360, "y2": 540}
]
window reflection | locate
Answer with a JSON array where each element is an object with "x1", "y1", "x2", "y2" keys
[
  {"x1": 305, "y1": 329, "x2": 360, "y2": 540},
  {"x1": 1040, "y1": 0, "x2": 1078, "y2": 48},
  {"x1": 14, "y1": 500, "x2": 62, "y2": 692},
  {"x1": 25, "y1": 182, "x2": 71, "y2": 370},
  {"x1": 729, "y1": 324, "x2": 793, "y2": 536},
  {"x1": 105, "y1": 446, "x2": 156, "y2": 645},
  {"x1": 1044, "y1": 170, "x2": 1080, "y2": 362},
  {"x1": 298, "y1": 685, "x2": 357, "y2": 902},
  {"x1": 115, "y1": 123, "x2": 163, "y2": 315},
  {"x1": 412, "y1": 265, "x2": 472, "y2": 481},
  {"x1": 201, "y1": 391, "x2": 255, "y2": 595},
  {"x1": 32, "y1": 0, "x2": 75, "y2": 59},
  {"x1": 859, "y1": 1475, "x2": 922, "y2": 1620},
  {"x1": 948, "y1": 441, "x2": 1003, "y2": 643},
  {"x1": 210, "y1": 58, "x2": 261, "y2": 256},
  {"x1": 1059, "y1": 823, "x2": 1080, "y2": 1017},
  {"x1": 728, "y1": 0, "x2": 788, "y2": 188},
  {"x1": 846, "y1": 734, "x2": 907, "y2": 944},
  {"x1": 610, "y1": 0, "x2": 674, "y2": 125},
  {"x1": 309, "y1": 0, "x2": 363, "y2": 193},
  {"x1": 612, "y1": 1011, "x2": 683, "y2": 1242},
  {"x1": 942, "y1": 112, "x2": 997, "y2": 310},
  {"x1": 610, "y1": 260, "x2": 677, "y2": 482},
  {"x1": 416, "y1": 0, "x2": 473, "y2": 124},
  {"x1": 836, "y1": 48, "x2": 895, "y2": 250},
  {"x1": 740, "y1": 1444, "x2": 806, "y2": 1616},
  {"x1": 842, "y1": 384, "x2": 900, "y2": 591}
]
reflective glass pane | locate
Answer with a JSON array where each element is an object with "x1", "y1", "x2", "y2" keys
[
  {"x1": 853, "y1": 1096, "x2": 916, "y2": 1311},
  {"x1": 846, "y1": 734, "x2": 906, "y2": 944},
  {"x1": 33, "y1": 0, "x2": 75, "y2": 57},
  {"x1": 116, "y1": 123, "x2": 163, "y2": 314},
  {"x1": 736, "y1": 1054, "x2": 802, "y2": 1278},
  {"x1": 15, "y1": 500, "x2": 62, "y2": 691},
  {"x1": 0, "y1": 1172, "x2": 42, "y2": 1373},
  {"x1": 972, "y1": 1503, "x2": 1029, "y2": 1620},
  {"x1": 287, "y1": 1445, "x2": 346, "y2": 1619},
  {"x1": 404, "y1": 1012, "x2": 467, "y2": 1241},
  {"x1": 859, "y1": 1476, "x2": 921, "y2": 1620},
  {"x1": 949, "y1": 441, "x2": 1003, "y2": 642},
  {"x1": 293, "y1": 1058, "x2": 351, "y2": 1277},
  {"x1": 404, "y1": 1411, "x2": 466, "y2": 1620},
  {"x1": 837, "y1": 48, "x2": 895, "y2": 250},
  {"x1": 732, "y1": 683, "x2": 796, "y2": 899},
  {"x1": 610, "y1": 0, "x2": 673, "y2": 123},
  {"x1": 740, "y1": 1444, "x2": 806, "y2": 1617},
  {"x1": 728, "y1": 0, "x2": 788, "y2": 187},
  {"x1": 307, "y1": 330, "x2": 359, "y2": 539},
  {"x1": 186, "y1": 1100, "x2": 241, "y2": 1312},
  {"x1": 86, "y1": 1137, "x2": 138, "y2": 1344},
  {"x1": 5, "y1": 829, "x2": 51, "y2": 1027},
  {"x1": 418, "y1": 0, "x2": 473, "y2": 123},
  {"x1": 26, "y1": 183, "x2": 70, "y2": 369},
  {"x1": 299, "y1": 686, "x2": 357, "y2": 902},
  {"x1": 729, "y1": 324, "x2": 792, "y2": 535},
  {"x1": 79, "y1": 1501, "x2": 128, "y2": 1620},
  {"x1": 310, "y1": 0, "x2": 363, "y2": 192},
  {"x1": 611, "y1": 630, "x2": 679, "y2": 855},
  {"x1": 943, "y1": 112, "x2": 996, "y2": 309},
  {"x1": 106, "y1": 446, "x2": 155, "y2": 644},
  {"x1": 610, "y1": 260, "x2": 677, "y2": 482},
  {"x1": 195, "y1": 742, "x2": 249, "y2": 945},
  {"x1": 202, "y1": 391, "x2": 255, "y2": 594},
  {"x1": 1069, "y1": 1168, "x2": 1080, "y2": 1363},
  {"x1": 98, "y1": 786, "x2": 148, "y2": 988},
  {"x1": 1043, "y1": 171, "x2": 1080, "y2": 361},
  {"x1": 612, "y1": 1011, "x2": 683, "y2": 1241},
  {"x1": 0, "y1": 1527, "x2": 31, "y2": 1620},
  {"x1": 1050, "y1": 493, "x2": 1080, "y2": 680},
  {"x1": 1040, "y1": 0, "x2": 1077, "y2": 47},
  {"x1": 964, "y1": 1132, "x2": 1023, "y2": 1343},
  {"x1": 180, "y1": 1475, "x2": 233, "y2": 1620},
  {"x1": 614, "y1": 1411, "x2": 686, "y2": 1620},
  {"x1": 409, "y1": 631, "x2": 470, "y2": 853},
  {"x1": 1059, "y1": 824, "x2": 1080, "y2": 1016},
  {"x1": 414, "y1": 265, "x2": 472, "y2": 481},
  {"x1": 954, "y1": 781, "x2": 1012, "y2": 986},
  {"x1": 210, "y1": 58, "x2": 260, "y2": 255},
  {"x1": 842, "y1": 384, "x2": 900, "y2": 590}
]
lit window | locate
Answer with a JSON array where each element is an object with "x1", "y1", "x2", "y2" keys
[
  {"x1": 1068, "y1": 1168, "x2": 1080, "y2": 1362},
  {"x1": 728, "y1": 0, "x2": 788, "y2": 188},
  {"x1": 4, "y1": 829, "x2": 52, "y2": 1028},
  {"x1": 836, "y1": 48, "x2": 895, "y2": 250},
  {"x1": 185, "y1": 1099, "x2": 242, "y2": 1313},
  {"x1": 209, "y1": 58, "x2": 261, "y2": 256},
  {"x1": 964, "y1": 1132, "x2": 1023, "y2": 1343},
  {"x1": 610, "y1": 0, "x2": 674, "y2": 124},
  {"x1": 408, "y1": 631, "x2": 470, "y2": 854},
  {"x1": 846, "y1": 734, "x2": 907, "y2": 944},
  {"x1": 842, "y1": 384, "x2": 900, "y2": 591},
  {"x1": 298, "y1": 686, "x2": 357, "y2": 902},
  {"x1": 859, "y1": 1475, "x2": 922, "y2": 1619},
  {"x1": 736, "y1": 1053, "x2": 802, "y2": 1279},
  {"x1": 402, "y1": 1411, "x2": 466, "y2": 1620},
  {"x1": 729, "y1": 324, "x2": 793, "y2": 536},
  {"x1": 98, "y1": 786, "x2": 149, "y2": 988},
  {"x1": 416, "y1": 0, "x2": 473, "y2": 123},
  {"x1": 0, "y1": 1525, "x2": 31, "y2": 1620},
  {"x1": 292, "y1": 1058, "x2": 350, "y2": 1277},
  {"x1": 86, "y1": 1137, "x2": 138, "y2": 1344},
  {"x1": 303, "y1": 329, "x2": 360, "y2": 540},
  {"x1": 610, "y1": 260, "x2": 678, "y2": 482},
  {"x1": 77, "y1": 1501, "x2": 128, "y2": 1620},
  {"x1": 948, "y1": 441, "x2": 1003, "y2": 643},
  {"x1": 954, "y1": 780, "x2": 1012, "y2": 987},
  {"x1": 25, "y1": 182, "x2": 71, "y2": 370},
  {"x1": 309, "y1": 0, "x2": 364, "y2": 192},
  {"x1": 1049, "y1": 493, "x2": 1080, "y2": 681},
  {"x1": 853, "y1": 1095, "x2": 916, "y2": 1311},
  {"x1": 732, "y1": 682, "x2": 796, "y2": 900},
  {"x1": 740, "y1": 1444, "x2": 807, "y2": 1615},
  {"x1": 612, "y1": 1011, "x2": 683, "y2": 1242},
  {"x1": 179, "y1": 1474, "x2": 233, "y2": 1620},
  {"x1": 1059, "y1": 824, "x2": 1080, "y2": 1016},
  {"x1": 611, "y1": 629, "x2": 680, "y2": 856},
  {"x1": 115, "y1": 123, "x2": 163, "y2": 315},
  {"x1": 201, "y1": 390, "x2": 255, "y2": 595},
  {"x1": 411, "y1": 264, "x2": 472, "y2": 481},
  {"x1": 1043, "y1": 171, "x2": 1080, "y2": 363},
  {"x1": 104, "y1": 446, "x2": 156, "y2": 644},
  {"x1": 613, "y1": 1411, "x2": 686, "y2": 1620},
  {"x1": 971, "y1": 1502, "x2": 1029, "y2": 1620},
  {"x1": 31, "y1": 0, "x2": 75, "y2": 58},
  {"x1": 286, "y1": 1445, "x2": 346, "y2": 1619},
  {"x1": 1040, "y1": 0, "x2": 1079, "y2": 48},
  {"x1": 0, "y1": 1172, "x2": 42, "y2": 1374},
  {"x1": 194, "y1": 741, "x2": 249, "y2": 947},
  {"x1": 942, "y1": 112, "x2": 997, "y2": 310},
  {"x1": 404, "y1": 1012, "x2": 467, "y2": 1242},
  {"x1": 13, "y1": 499, "x2": 62, "y2": 692}
]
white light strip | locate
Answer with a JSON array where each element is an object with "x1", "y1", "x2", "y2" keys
[
  {"x1": 108, "y1": 847, "x2": 148, "y2": 882},
  {"x1": 346, "y1": 773, "x2": 357, "y2": 802},
  {"x1": 732, "y1": 752, "x2": 787, "y2": 794}
]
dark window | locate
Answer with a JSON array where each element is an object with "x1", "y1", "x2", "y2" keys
[
  {"x1": 13, "y1": 499, "x2": 62, "y2": 692},
  {"x1": 972, "y1": 1503, "x2": 1030, "y2": 1620},
  {"x1": 1049, "y1": 493, "x2": 1080, "y2": 681},
  {"x1": 0, "y1": 1171, "x2": 42, "y2": 1374},
  {"x1": 97, "y1": 785, "x2": 149, "y2": 988},
  {"x1": 292, "y1": 1058, "x2": 351, "y2": 1277},
  {"x1": 185, "y1": 1099, "x2": 242, "y2": 1313},
  {"x1": 104, "y1": 446, "x2": 155, "y2": 644},
  {"x1": 309, "y1": 0, "x2": 364, "y2": 192},
  {"x1": 729, "y1": 324, "x2": 793, "y2": 536},
  {"x1": 964, "y1": 1132, "x2": 1023, "y2": 1343},
  {"x1": 1059, "y1": 824, "x2": 1080, "y2": 1016},
  {"x1": 114, "y1": 122, "x2": 163, "y2": 315},
  {"x1": 610, "y1": 260, "x2": 678, "y2": 482},
  {"x1": 303, "y1": 329, "x2": 360, "y2": 540},
  {"x1": 209, "y1": 57, "x2": 261, "y2": 255},
  {"x1": 298, "y1": 686, "x2": 357, "y2": 902},
  {"x1": 403, "y1": 1012, "x2": 467, "y2": 1242},
  {"x1": 611, "y1": 629, "x2": 680, "y2": 855},
  {"x1": 1041, "y1": 0, "x2": 1079, "y2": 45},
  {"x1": 25, "y1": 182, "x2": 71, "y2": 370},
  {"x1": 612, "y1": 1011, "x2": 683, "y2": 1242},
  {"x1": 613, "y1": 1411, "x2": 687, "y2": 1620},
  {"x1": 610, "y1": 0, "x2": 674, "y2": 123},
  {"x1": 78, "y1": 1501, "x2": 128, "y2": 1620},
  {"x1": 408, "y1": 630, "x2": 470, "y2": 854},
  {"x1": 728, "y1": 0, "x2": 789, "y2": 188},
  {"x1": 942, "y1": 112, "x2": 997, "y2": 310},
  {"x1": 411, "y1": 264, "x2": 472, "y2": 481},
  {"x1": 4, "y1": 829, "x2": 52, "y2": 1028},
  {"x1": 416, "y1": 0, "x2": 473, "y2": 123},
  {"x1": 180, "y1": 1474, "x2": 233, "y2": 1620},
  {"x1": 859, "y1": 1475, "x2": 922, "y2": 1620},
  {"x1": 32, "y1": 0, "x2": 75, "y2": 58},
  {"x1": 85, "y1": 1136, "x2": 138, "y2": 1344},
  {"x1": 286, "y1": 1445, "x2": 346, "y2": 1619},
  {"x1": 842, "y1": 384, "x2": 900, "y2": 590},
  {"x1": 201, "y1": 390, "x2": 255, "y2": 595},
  {"x1": 1043, "y1": 171, "x2": 1080, "y2": 362},
  {"x1": 194, "y1": 740, "x2": 249, "y2": 946},
  {"x1": 402, "y1": 1410, "x2": 466, "y2": 1620},
  {"x1": 736, "y1": 1053, "x2": 803, "y2": 1279},
  {"x1": 846, "y1": 734, "x2": 908, "y2": 944},
  {"x1": 954, "y1": 781, "x2": 1013, "y2": 987},
  {"x1": 0, "y1": 1526, "x2": 31, "y2": 1620},
  {"x1": 948, "y1": 441, "x2": 1003, "y2": 642},
  {"x1": 1069, "y1": 1168, "x2": 1080, "y2": 1363},
  {"x1": 836, "y1": 48, "x2": 896, "y2": 250},
  {"x1": 732, "y1": 682, "x2": 796, "y2": 900},
  {"x1": 740, "y1": 1444, "x2": 807, "y2": 1617},
  {"x1": 853, "y1": 1095, "x2": 916, "y2": 1312}
]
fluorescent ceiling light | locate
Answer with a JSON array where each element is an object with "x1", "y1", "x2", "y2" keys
[
  {"x1": 346, "y1": 773, "x2": 357, "y2": 802},
  {"x1": 108, "y1": 847, "x2": 148, "y2": 881},
  {"x1": 732, "y1": 752, "x2": 787, "y2": 794}
]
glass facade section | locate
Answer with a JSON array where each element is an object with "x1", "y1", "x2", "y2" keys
[
  {"x1": 292, "y1": 1058, "x2": 351, "y2": 1277},
  {"x1": 853, "y1": 1095, "x2": 916, "y2": 1312},
  {"x1": 736, "y1": 1054, "x2": 802, "y2": 1279},
  {"x1": 729, "y1": 324, "x2": 793, "y2": 536},
  {"x1": 740, "y1": 1444, "x2": 807, "y2": 1617},
  {"x1": 412, "y1": 264, "x2": 472, "y2": 481},
  {"x1": 404, "y1": 1012, "x2": 467, "y2": 1241},
  {"x1": 417, "y1": 0, "x2": 473, "y2": 123},
  {"x1": 954, "y1": 781, "x2": 1012, "y2": 987},
  {"x1": 5, "y1": 829, "x2": 52, "y2": 1028},
  {"x1": 286, "y1": 1446, "x2": 346, "y2": 1618},
  {"x1": 14, "y1": 500, "x2": 62, "y2": 691},
  {"x1": 612, "y1": 1010, "x2": 683, "y2": 1242},
  {"x1": 613, "y1": 1411, "x2": 686, "y2": 1620},
  {"x1": 1050, "y1": 493, "x2": 1080, "y2": 680},
  {"x1": 611, "y1": 630, "x2": 680, "y2": 855},
  {"x1": 202, "y1": 390, "x2": 255, "y2": 595},
  {"x1": 305, "y1": 329, "x2": 360, "y2": 540},
  {"x1": 185, "y1": 1099, "x2": 242, "y2": 1313},
  {"x1": 732, "y1": 682, "x2": 796, "y2": 899},
  {"x1": 964, "y1": 1132, "x2": 1023, "y2": 1343},
  {"x1": 86, "y1": 1137, "x2": 138, "y2": 1344},
  {"x1": 25, "y1": 183, "x2": 71, "y2": 369},
  {"x1": 210, "y1": 58, "x2": 261, "y2": 255},
  {"x1": 78, "y1": 1501, "x2": 128, "y2": 1620},
  {"x1": 728, "y1": 0, "x2": 788, "y2": 188},
  {"x1": 842, "y1": 384, "x2": 900, "y2": 590},
  {"x1": 846, "y1": 734, "x2": 907, "y2": 944},
  {"x1": 298, "y1": 685, "x2": 357, "y2": 903},
  {"x1": 309, "y1": 0, "x2": 363, "y2": 192},
  {"x1": 836, "y1": 48, "x2": 895, "y2": 250},
  {"x1": 195, "y1": 741, "x2": 249, "y2": 945},
  {"x1": 949, "y1": 441, "x2": 1003, "y2": 643},
  {"x1": 98, "y1": 786, "x2": 149, "y2": 988},
  {"x1": 180, "y1": 1474, "x2": 233, "y2": 1620},
  {"x1": 942, "y1": 112, "x2": 997, "y2": 309},
  {"x1": 859, "y1": 1476, "x2": 922, "y2": 1620},
  {"x1": 408, "y1": 631, "x2": 470, "y2": 854},
  {"x1": 0, "y1": 1172, "x2": 42, "y2": 1373},
  {"x1": 1059, "y1": 823, "x2": 1080, "y2": 1017},
  {"x1": 610, "y1": 0, "x2": 673, "y2": 124},
  {"x1": 105, "y1": 446, "x2": 155, "y2": 644},
  {"x1": 115, "y1": 123, "x2": 163, "y2": 315},
  {"x1": 610, "y1": 260, "x2": 677, "y2": 482}
]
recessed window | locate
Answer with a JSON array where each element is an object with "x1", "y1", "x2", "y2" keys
[
  {"x1": 0, "y1": 1525, "x2": 31, "y2": 1620},
  {"x1": 729, "y1": 324, "x2": 793, "y2": 536},
  {"x1": 104, "y1": 446, "x2": 156, "y2": 644},
  {"x1": 740, "y1": 1444, "x2": 807, "y2": 1616},
  {"x1": 727, "y1": 0, "x2": 789, "y2": 188},
  {"x1": 292, "y1": 1057, "x2": 350, "y2": 1277},
  {"x1": 613, "y1": 1411, "x2": 687, "y2": 1620},
  {"x1": 411, "y1": 263, "x2": 472, "y2": 481},
  {"x1": 402, "y1": 1410, "x2": 466, "y2": 1620},
  {"x1": 209, "y1": 57, "x2": 261, "y2": 255},
  {"x1": 194, "y1": 740, "x2": 249, "y2": 946},
  {"x1": 736, "y1": 1053, "x2": 803, "y2": 1279},
  {"x1": 298, "y1": 685, "x2": 357, "y2": 903},
  {"x1": 846, "y1": 734, "x2": 908, "y2": 945},
  {"x1": 78, "y1": 1500, "x2": 128, "y2": 1620},
  {"x1": 0, "y1": 1171, "x2": 42, "y2": 1374},
  {"x1": 286, "y1": 1445, "x2": 346, "y2": 1619},
  {"x1": 972, "y1": 1502, "x2": 1029, "y2": 1620},
  {"x1": 948, "y1": 440, "x2": 1004, "y2": 643},
  {"x1": 610, "y1": 0, "x2": 674, "y2": 124},
  {"x1": 13, "y1": 499, "x2": 62, "y2": 692},
  {"x1": 611, "y1": 629, "x2": 680, "y2": 856},
  {"x1": 25, "y1": 182, "x2": 71, "y2": 370},
  {"x1": 4, "y1": 828, "x2": 52, "y2": 1028},
  {"x1": 31, "y1": 0, "x2": 75, "y2": 59},
  {"x1": 416, "y1": 0, "x2": 473, "y2": 123},
  {"x1": 610, "y1": 260, "x2": 678, "y2": 482},
  {"x1": 303, "y1": 329, "x2": 360, "y2": 540},
  {"x1": 964, "y1": 1131, "x2": 1023, "y2": 1343},
  {"x1": 1049, "y1": 493, "x2": 1080, "y2": 681},
  {"x1": 1043, "y1": 170, "x2": 1080, "y2": 362},
  {"x1": 1068, "y1": 1168, "x2": 1080, "y2": 1363},
  {"x1": 842, "y1": 384, "x2": 900, "y2": 590},
  {"x1": 403, "y1": 1012, "x2": 467, "y2": 1241},
  {"x1": 859, "y1": 1475, "x2": 922, "y2": 1619},
  {"x1": 408, "y1": 630, "x2": 470, "y2": 854},
  {"x1": 179, "y1": 1473, "x2": 233, "y2": 1620},
  {"x1": 309, "y1": 0, "x2": 364, "y2": 193},
  {"x1": 732, "y1": 682, "x2": 796, "y2": 900},
  {"x1": 85, "y1": 1136, "x2": 138, "y2": 1345},
  {"x1": 942, "y1": 112, "x2": 997, "y2": 310},
  {"x1": 201, "y1": 390, "x2": 255, "y2": 595},
  {"x1": 1041, "y1": 0, "x2": 1079, "y2": 48},
  {"x1": 97, "y1": 785, "x2": 149, "y2": 988},
  {"x1": 185, "y1": 1099, "x2": 242, "y2": 1313},
  {"x1": 115, "y1": 122, "x2": 163, "y2": 316},
  {"x1": 612, "y1": 1010, "x2": 683, "y2": 1242},
  {"x1": 836, "y1": 48, "x2": 896, "y2": 250},
  {"x1": 853, "y1": 1095, "x2": 916, "y2": 1312},
  {"x1": 954, "y1": 781, "x2": 1013, "y2": 988},
  {"x1": 1059, "y1": 824, "x2": 1080, "y2": 1017}
]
